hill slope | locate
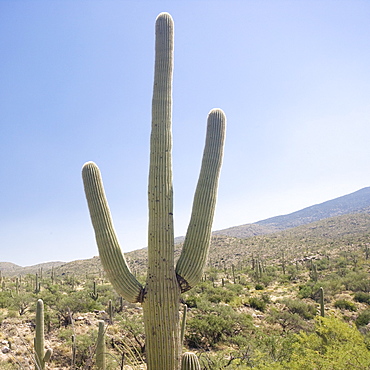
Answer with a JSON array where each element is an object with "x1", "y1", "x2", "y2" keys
[
  {"x1": 256, "y1": 186, "x2": 370, "y2": 230},
  {"x1": 214, "y1": 186, "x2": 370, "y2": 238}
]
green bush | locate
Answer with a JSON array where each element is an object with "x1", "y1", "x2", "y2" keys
[
  {"x1": 249, "y1": 297, "x2": 267, "y2": 312},
  {"x1": 267, "y1": 308, "x2": 313, "y2": 333},
  {"x1": 186, "y1": 303, "x2": 253, "y2": 349},
  {"x1": 280, "y1": 298, "x2": 316, "y2": 319},
  {"x1": 355, "y1": 309, "x2": 370, "y2": 328},
  {"x1": 334, "y1": 299, "x2": 357, "y2": 312},
  {"x1": 354, "y1": 292, "x2": 370, "y2": 305},
  {"x1": 257, "y1": 316, "x2": 370, "y2": 369},
  {"x1": 342, "y1": 271, "x2": 370, "y2": 292}
]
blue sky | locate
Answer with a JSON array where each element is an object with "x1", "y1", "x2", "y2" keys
[{"x1": 1, "y1": 1, "x2": 370, "y2": 266}]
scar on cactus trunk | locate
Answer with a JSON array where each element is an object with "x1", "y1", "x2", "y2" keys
[{"x1": 82, "y1": 12, "x2": 226, "y2": 370}]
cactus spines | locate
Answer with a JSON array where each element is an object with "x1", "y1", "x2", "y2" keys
[
  {"x1": 82, "y1": 12, "x2": 225, "y2": 370},
  {"x1": 34, "y1": 299, "x2": 52, "y2": 370},
  {"x1": 181, "y1": 352, "x2": 201, "y2": 370},
  {"x1": 96, "y1": 320, "x2": 106, "y2": 370}
]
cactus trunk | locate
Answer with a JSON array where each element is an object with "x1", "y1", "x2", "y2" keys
[
  {"x1": 96, "y1": 321, "x2": 106, "y2": 370},
  {"x1": 34, "y1": 299, "x2": 52, "y2": 370},
  {"x1": 82, "y1": 12, "x2": 226, "y2": 370},
  {"x1": 142, "y1": 13, "x2": 181, "y2": 369}
]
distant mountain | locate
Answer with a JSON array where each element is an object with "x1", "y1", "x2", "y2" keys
[
  {"x1": 214, "y1": 187, "x2": 370, "y2": 238},
  {"x1": 0, "y1": 261, "x2": 65, "y2": 277},
  {"x1": 257, "y1": 186, "x2": 370, "y2": 230},
  {"x1": 0, "y1": 262, "x2": 22, "y2": 275}
]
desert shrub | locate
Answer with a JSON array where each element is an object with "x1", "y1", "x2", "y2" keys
[
  {"x1": 206, "y1": 287, "x2": 236, "y2": 304},
  {"x1": 280, "y1": 298, "x2": 316, "y2": 319},
  {"x1": 322, "y1": 275, "x2": 345, "y2": 296},
  {"x1": 298, "y1": 282, "x2": 320, "y2": 299},
  {"x1": 38, "y1": 288, "x2": 62, "y2": 307},
  {"x1": 118, "y1": 311, "x2": 146, "y2": 355},
  {"x1": 8, "y1": 292, "x2": 33, "y2": 315},
  {"x1": 286, "y1": 265, "x2": 299, "y2": 281},
  {"x1": 267, "y1": 309, "x2": 313, "y2": 333},
  {"x1": 249, "y1": 297, "x2": 267, "y2": 312},
  {"x1": 355, "y1": 309, "x2": 370, "y2": 328},
  {"x1": 183, "y1": 283, "x2": 237, "y2": 307},
  {"x1": 261, "y1": 293, "x2": 271, "y2": 304},
  {"x1": 252, "y1": 331, "x2": 297, "y2": 365},
  {"x1": 0, "y1": 291, "x2": 12, "y2": 308},
  {"x1": 299, "y1": 279, "x2": 342, "y2": 300},
  {"x1": 183, "y1": 295, "x2": 198, "y2": 308},
  {"x1": 255, "y1": 283, "x2": 264, "y2": 290},
  {"x1": 55, "y1": 290, "x2": 101, "y2": 326},
  {"x1": 256, "y1": 316, "x2": 370, "y2": 369},
  {"x1": 342, "y1": 271, "x2": 370, "y2": 292},
  {"x1": 259, "y1": 272, "x2": 276, "y2": 287},
  {"x1": 354, "y1": 292, "x2": 370, "y2": 305},
  {"x1": 334, "y1": 299, "x2": 357, "y2": 311},
  {"x1": 225, "y1": 282, "x2": 244, "y2": 295},
  {"x1": 186, "y1": 303, "x2": 253, "y2": 349}
]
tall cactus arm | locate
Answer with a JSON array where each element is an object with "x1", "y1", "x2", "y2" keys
[
  {"x1": 148, "y1": 11, "x2": 174, "y2": 268},
  {"x1": 82, "y1": 161, "x2": 144, "y2": 303},
  {"x1": 176, "y1": 108, "x2": 226, "y2": 292}
]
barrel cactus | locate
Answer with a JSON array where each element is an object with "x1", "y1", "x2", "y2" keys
[{"x1": 82, "y1": 12, "x2": 226, "y2": 370}]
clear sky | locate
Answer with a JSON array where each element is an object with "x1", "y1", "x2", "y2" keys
[{"x1": 1, "y1": 1, "x2": 370, "y2": 266}]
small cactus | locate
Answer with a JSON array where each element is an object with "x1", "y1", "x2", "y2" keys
[
  {"x1": 181, "y1": 352, "x2": 201, "y2": 370},
  {"x1": 89, "y1": 281, "x2": 99, "y2": 301},
  {"x1": 107, "y1": 299, "x2": 114, "y2": 325},
  {"x1": 35, "y1": 273, "x2": 41, "y2": 294},
  {"x1": 34, "y1": 299, "x2": 52, "y2": 370},
  {"x1": 319, "y1": 287, "x2": 325, "y2": 317},
  {"x1": 71, "y1": 334, "x2": 76, "y2": 369}
]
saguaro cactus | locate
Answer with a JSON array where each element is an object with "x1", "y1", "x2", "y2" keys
[
  {"x1": 96, "y1": 320, "x2": 106, "y2": 370},
  {"x1": 82, "y1": 12, "x2": 226, "y2": 370},
  {"x1": 319, "y1": 286, "x2": 325, "y2": 317},
  {"x1": 34, "y1": 299, "x2": 52, "y2": 370},
  {"x1": 89, "y1": 280, "x2": 99, "y2": 301}
]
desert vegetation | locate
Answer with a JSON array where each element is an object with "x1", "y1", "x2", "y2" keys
[{"x1": 1, "y1": 219, "x2": 370, "y2": 369}]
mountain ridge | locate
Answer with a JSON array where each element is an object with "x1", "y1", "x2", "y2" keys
[
  {"x1": 215, "y1": 186, "x2": 370, "y2": 238},
  {"x1": 1, "y1": 186, "x2": 370, "y2": 274}
]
